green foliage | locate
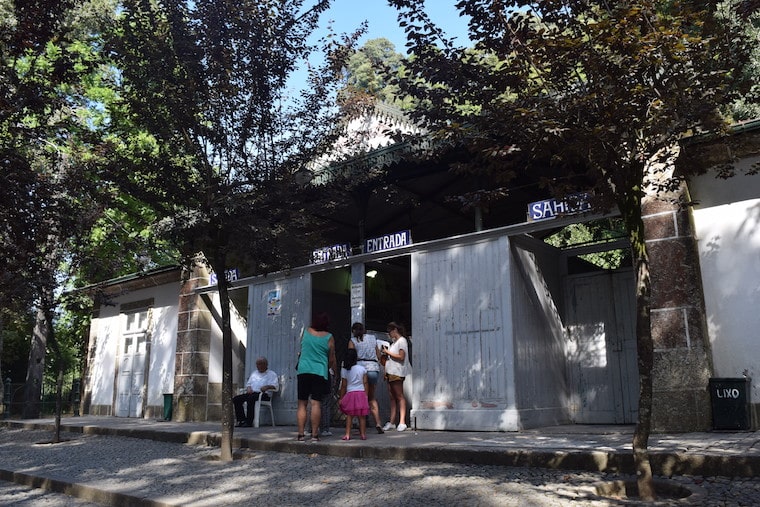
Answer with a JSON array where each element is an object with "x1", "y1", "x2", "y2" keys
[
  {"x1": 389, "y1": 0, "x2": 759, "y2": 217},
  {"x1": 0, "y1": 309, "x2": 33, "y2": 381},
  {"x1": 106, "y1": 0, "x2": 364, "y2": 275},
  {"x1": 718, "y1": 1, "x2": 760, "y2": 121},
  {"x1": 544, "y1": 220, "x2": 631, "y2": 270},
  {"x1": 341, "y1": 38, "x2": 413, "y2": 109}
]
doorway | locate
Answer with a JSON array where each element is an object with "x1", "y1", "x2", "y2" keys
[
  {"x1": 115, "y1": 309, "x2": 150, "y2": 418},
  {"x1": 311, "y1": 268, "x2": 352, "y2": 360},
  {"x1": 364, "y1": 256, "x2": 412, "y2": 334},
  {"x1": 564, "y1": 268, "x2": 638, "y2": 424}
]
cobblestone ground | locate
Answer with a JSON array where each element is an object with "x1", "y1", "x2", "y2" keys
[{"x1": 1, "y1": 428, "x2": 759, "y2": 506}]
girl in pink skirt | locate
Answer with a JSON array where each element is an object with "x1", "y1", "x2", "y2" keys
[{"x1": 338, "y1": 348, "x2": 370, "y2": 440}]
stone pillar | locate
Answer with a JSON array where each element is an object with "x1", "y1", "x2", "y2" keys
[
  {"x1": 173, "y1": 255, "x2": 212, "y2": 422},
  {"x1": 643, "y1": 191, "x2": 713, "y2": 432}
]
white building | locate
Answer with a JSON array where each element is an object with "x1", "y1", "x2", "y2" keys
[{"x1": 82, "y1": 119, "x2": 760, "y2": 432}]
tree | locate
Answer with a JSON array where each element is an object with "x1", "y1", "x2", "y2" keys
[
  {"x1": 106, "y1": 0, "x2": 362, "y2": 460},
  {"x1": 0, "y1": 0, "x2": 144, "y2": 441},
  {"x1": 0, "y1": 0, "x2": 90, "y2": 421},
  {"x1": 388, "y1": 0, "x2": 759, "y2": 499},
  {"x1": 342, "y1": 37, "x2": 409, "y2": 107}
]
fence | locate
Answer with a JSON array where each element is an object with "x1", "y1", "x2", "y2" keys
[{"x1": 3, "y1": 375, "x2": 81, "y2": 419}]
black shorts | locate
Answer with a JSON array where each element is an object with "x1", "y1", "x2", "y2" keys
[{"x1": 297, "y1": 373, "x2": 329, "y2": 402}]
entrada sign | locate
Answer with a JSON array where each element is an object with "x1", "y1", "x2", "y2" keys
[
  {"x1": 365, "y1": 230, "x2": 412, "y2": 254},
  {"x1": 528, "y1": 193, "x2": 592, "y2": 222},
  {"x1": 311, "y1": 243, "x2": 351, "y2": 264}
]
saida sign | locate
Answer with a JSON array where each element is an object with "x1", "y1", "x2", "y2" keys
[{"x1": 528, "y1": 193, "x2": 592, "y2": 222}]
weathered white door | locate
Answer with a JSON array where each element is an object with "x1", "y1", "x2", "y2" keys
[
  {"x1": 565, "y1": 270, "x2": 638, "y2": 424},
  {"x1": 116, "y1": 311, "x2": 148, "y2": 418}
]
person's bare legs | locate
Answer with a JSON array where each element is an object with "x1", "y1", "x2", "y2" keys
[
  {"x1": 310, "y1": 398, "x2": 321, "y2": 436},
  {"x1": 359, "y1": 413, "x2": 367, "y2": 439},
  {"x1": 367, "y1": 383, "x2": 382, "y2": 428},
  {"x1": 388, "y1": 381, "x2": 398, "y2": 426},
  {"x1": 297, "y1": 399, "x2": 308, "y2": 437},
  {"x1": 389, "y1": 380, "x2": 407, "y2": 426},
  {"x1": 344, "y1": 416, "x2": 352, "y2": 439}
]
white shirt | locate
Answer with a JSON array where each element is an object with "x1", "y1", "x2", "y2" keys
[
  {"x1": 341, "y1": 364, "x2": 367, "y2": 393},
  {"x1": 385, "y1": 337, "x2": 411, "y2": 377},
  {"x1": 245, "y1": 369, "x2": 278, "y2": 393}
]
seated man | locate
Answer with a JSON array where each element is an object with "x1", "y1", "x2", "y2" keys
[{"x1": 233, "y1": 356, "x2": 278, "y2": 427}]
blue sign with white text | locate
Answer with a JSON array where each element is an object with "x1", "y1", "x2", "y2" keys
[
  {"x1": 210, "y1": 268, "x2": 240, "y2": 285},
  {"x1": 365, "y1": 230, "x2": 412, "y2": 254},
  {"x1": 311, "y1": 244, "x2": 351, "y2": 264},
  {"x1": 528, "y1": 193, "x2": 592, "y2": 222}
]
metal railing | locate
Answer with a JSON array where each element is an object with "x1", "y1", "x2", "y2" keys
[{"x1": 3, "y1": 376, "x2": 81, "y2": 419}]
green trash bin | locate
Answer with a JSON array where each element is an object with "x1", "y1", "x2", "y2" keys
[{"x1": 163, "y1": 393, "x2": 173, "y2": 421}]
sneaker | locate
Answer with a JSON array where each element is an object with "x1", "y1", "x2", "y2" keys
[
  {"x1": 382, "y1": 422, "x2": 395, "y2": 432},
  {"x1": 375, "y1": 425, "x2": 385, "y2": 434},
  {"x1": 320, "y1": 430, "x2": 333, "y2": 437},
  {"x1": 396, "y1": 423, "x2": 407, "y2": 432}
]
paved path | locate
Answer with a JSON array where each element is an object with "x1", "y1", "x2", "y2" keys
[{"x1": 1, "y1": 417, "x2": 760, "y2": 506}]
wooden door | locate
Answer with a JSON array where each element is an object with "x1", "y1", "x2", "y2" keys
[
  {"x1": 565, "y1": 270, "x2": 638, "y2": 423},
  {"x1": 115, "y1": 311, "x2": 148, "y2": 418}
]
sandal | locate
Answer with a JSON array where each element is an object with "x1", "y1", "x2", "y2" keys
[
  {"x1": 376, "y1": 425, "x2": 384, "y2": 434},
  {"x1": 311, "y1": 435, "x2": 320, "y2": 442},
  {"x1": 297, "y1": 434, "x2": 305, "y2": 441},
  {"x1": 341, "y1": 435, "x2": 350, "y2": 441}
]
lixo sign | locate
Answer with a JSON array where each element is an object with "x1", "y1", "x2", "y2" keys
[
  {"x1": 365, "y1": 230, "x2": 412, "y2": 254},
  {"x1": 209, "y1": 268, "x2": 239, "y2": 285},
  {"x1": 311, "y1": 243, "x2": 351, "y2": 264},
  {"x1": 715, "y1": 387, "x2": 742, "y2": 399},
  {"x1": 528, "y1": 192, "x2": 592, "y2": 222}
]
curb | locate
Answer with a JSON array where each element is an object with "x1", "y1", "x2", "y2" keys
[
  {"x1": 0, "y1": 469, "x2": 173, "y2": 507},
  {"x1": 4, "y1": 420, "x2": 760, "y2": 478}
]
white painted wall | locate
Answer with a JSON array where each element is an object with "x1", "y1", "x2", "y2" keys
[
  {"x1": 206, "y1": 291, "x2": 248, "y2": 387},
  {"x1": 690, "y1": 160, "x2": 760, "y2": 405},
  {"x1": 410, "y1": 236, "x2": 517, "y2": 431},
  {"x1": 510, "y1": 236, "x2": 572, "y2": 428},
  {"x1": 89, "y1": 283, "x2": 179, "y2": 409},
  {"x1": 247, "y1": 274, "x2": 311, "y2": 424}
]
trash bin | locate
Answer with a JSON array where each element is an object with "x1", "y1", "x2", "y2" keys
[
  {"x1": 163, "y1": 393, "x2": 173, "y2": 421},
  {"x1": 709, "y1": 377, "x2": 751, "y2": 430}
]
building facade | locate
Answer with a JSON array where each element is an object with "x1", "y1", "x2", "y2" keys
[{"x1": 82, "y1": 126, "x2": 760, "y2": 432}]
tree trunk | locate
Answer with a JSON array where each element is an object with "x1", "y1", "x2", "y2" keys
[
  {"x1": 213, "y1": 249, "x2": 234, "y2": 462},
  {"x1": 23, "y1": 306, "x2": 48, "y2": 419},
  {"x1": 0, "y1": 313, "x2": 5, "y2": 417},
  {"x1": 621, "y1": 197, "x2": 656, "y2": 501},
  {"x1": 47, "y1": 319, "x2": 64, "y2": 444}
]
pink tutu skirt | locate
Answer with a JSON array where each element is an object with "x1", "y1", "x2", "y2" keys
[{"x1": 340, "y1": 391, "x2": 369, "y2": 416}]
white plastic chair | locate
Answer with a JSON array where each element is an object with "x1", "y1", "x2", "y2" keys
[{"x1": 253, "y1": 386, "x2": 278, "y2": 428}]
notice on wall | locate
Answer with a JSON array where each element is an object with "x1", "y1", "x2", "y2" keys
[
  {"x1": 351, "y1": 283, "x2": 363, "y2": 308},
  {"x1": 267, "y1": 289, "x2": 281, "y2": 316}
]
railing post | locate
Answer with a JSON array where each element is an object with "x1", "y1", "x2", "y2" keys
[
  {"x1": 72, "y1": 378, "x2": 81, "y2": 417},
  {"x1": 3, "y1": 378, "x2": 11, "y2": 419}
]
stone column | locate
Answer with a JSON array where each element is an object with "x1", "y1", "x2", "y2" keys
[
  {"x1": 173, "y1": 255, "x2": 212, "y2": 422},
  {"x1": 643, "y1": 184, "x2": 713, "y2": 432}
]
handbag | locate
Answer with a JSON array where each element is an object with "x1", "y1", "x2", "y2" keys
[{"x1": 295, "y1": 329, "x2": 304, "y2": 371}]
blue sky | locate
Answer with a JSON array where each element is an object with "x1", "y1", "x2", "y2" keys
[{"x1": 321, "y1": 0, "x2": 471, "y2": 53}]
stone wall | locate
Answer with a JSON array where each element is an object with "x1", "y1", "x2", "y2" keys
[
  {"x1": 173, "y1": 256, "x2": 212, "y2": 422},
  {"x1": 644, "y1": 193, "x2": 713, "y2": 432}
]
